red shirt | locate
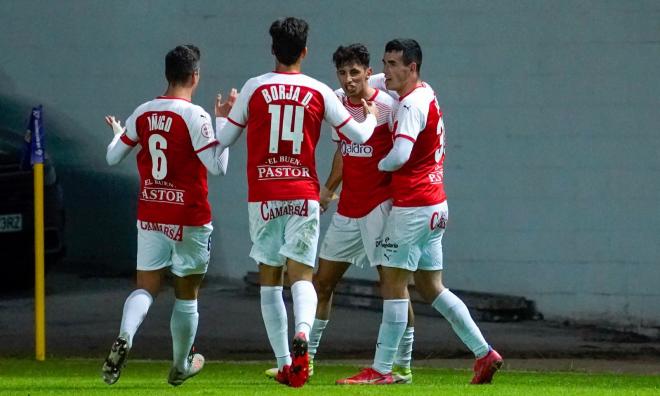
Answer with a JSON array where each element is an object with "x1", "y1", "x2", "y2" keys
[
  {"x1": 122, "y1": 97, "x2": 217, "y2": 225},
  {"x1": 390, "y1": 83, "x2": 446, "y2": 207},
  {"x1": 226, "y1": 72, "x2": 353, "y2": 202},
  {"x1": 334, "y1": 89, "x2": 395, "y2": 218}
]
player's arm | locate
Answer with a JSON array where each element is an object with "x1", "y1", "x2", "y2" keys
[
  {"x1": 216, "y1": 86, "x2": 248, "y2": 149},
  {"x1": 196, "y1": 142, "x2": 229, "y2": 176},
  {"x1": 320, "y1": 143, "x2": 342, "y2": 212},
  {"x1": 378, "y1": 136, "x2": 414, "y2": 171},
  {"x1": 105, "y1": 115, "x2": 136, "y2": 166},
  {"x1": 378, "y1": 100, "x2": 424, "y2": 172},
  {"x1": 334, "y1": 99, "x2": 379, "y2": 144}
]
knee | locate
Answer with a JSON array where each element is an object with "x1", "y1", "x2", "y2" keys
[{"x1": 313, "y1": 278, "x2": 334, "y2": 301}]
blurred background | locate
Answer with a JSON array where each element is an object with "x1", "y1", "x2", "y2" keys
[{"x1": 0, "y1": 0, "x2": 658, "y2": 338}]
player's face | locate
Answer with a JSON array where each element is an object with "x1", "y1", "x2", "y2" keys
[
  {"x1": 336, "y1": 62, "x2": 372, "y2": 98},
  {"x1": 382, "y1": 51, "x2": 413, "y2": 92}
]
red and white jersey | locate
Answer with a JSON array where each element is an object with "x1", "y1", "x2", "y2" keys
[
  {"x1": 121, "y1": 96, "x2": 217, "y2": 225},
  {"x1": 332, "y1": 89, "x2": 395, "y2": 218},
  {"x1": 226, "y1": 72, "x2": 353, "y2": 202},
  {"x1": 390, "y1": 83, "x2": 446, "y2": 207}
]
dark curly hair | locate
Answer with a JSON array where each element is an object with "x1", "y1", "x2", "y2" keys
[{"x1": 332, "y1": 43, "x2": 370, "y2": 69}]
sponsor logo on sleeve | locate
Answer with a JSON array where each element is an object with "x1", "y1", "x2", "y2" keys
[{"x1": 201, "y1": 123, "x2": 212, "y2": 138}]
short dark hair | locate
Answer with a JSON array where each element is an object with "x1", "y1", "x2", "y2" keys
[
  {"x1": 332, "y1": 44, "x2": 370, "y2": 69},
  {"x1": 269, "y1": 17, "x2": 308, "y2": 66},
  {"x1": 165, "y1": 44, "x2": 200, "y2": 85},
  {"x1": 385, "y1": 38, "x2": 422, "y2": 73}
]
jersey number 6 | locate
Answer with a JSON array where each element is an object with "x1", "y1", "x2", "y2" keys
[
  {"x1": 268, "y1": 104, "x2": 304, "y2": 154},
  {"x1": 148, "y1": 134, "x2": 168, "y2": 180}
]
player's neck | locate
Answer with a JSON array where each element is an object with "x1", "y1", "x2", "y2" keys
[
  {"x1": 347, "y1": 85, "x2": 376, "y2": 105},
  {"x1": 274, "y1": 61, "x2": 302, "y2": 74},
  {"x1": 397, "y1": 78, "x2": 422, "y2": 98},
  {"x1": 163, "y1": 85, "x2": 193, "y2": 101}
]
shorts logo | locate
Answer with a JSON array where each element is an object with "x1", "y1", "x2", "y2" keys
[
  {"x1": 139, "y1": 221, "x2": 183, "y2": 241},
  {"x1": 430, "y1": 211, "x2": 447, "y2": 231},
  {"x1": 260, "y1": 200, "x2": 309, "y2": 221},
  {"x1": 340, "y1": 140, "x2": 373, "y2": 157}
]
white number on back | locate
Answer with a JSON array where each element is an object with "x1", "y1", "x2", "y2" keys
[
  {"x1": 435, "y1": 116, "x2": 445, "y2": 163},
  {"x1": 148, "y1": 134, "x2": 167, "y2": 180},
  {"x1": 268, "y1": 104, "x2": 304, "y2": 154}
]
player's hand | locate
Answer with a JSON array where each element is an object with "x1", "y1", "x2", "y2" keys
[
  {"x1": 319, "y1": 186, "x2": 338, "y2": 213},
  {"x1": 215, "y1": 88, "x2": 238, "y2": 118},
  {"x1": 362, "y1": 98, "x2": 379, "y2": 120},
  {"x1": 104, "y1": 115, "x2": 125, "y2": 136}
]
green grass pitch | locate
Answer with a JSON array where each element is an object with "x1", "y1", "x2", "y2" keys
[{"x1": 0, "y1": 359, "x2": 658, "y2": 395}]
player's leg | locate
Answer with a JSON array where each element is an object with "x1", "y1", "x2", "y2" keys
[
  {"x1": 248, "y1": 201, "x2": 292, "y2": 382},
  {"x1": 167, "y1": 222, "x2": 212, "y2": 386},
  {"x1": 102, "y1": 222, "x2": 170, "y2": 385},
  {"x1": 309, "y1": 257, "x2": 350, "y2": 364},
  {"x1": 416, "y1": 201, "x2": 502, "y2": 384},
  {"x1": 377, "y1": 266, "x2": 415, "y2": 384},
  {"x1": 279, "y1": 199, "x2": 321, "y2": 387},
  {"x1": 259, "y1": 263, "x2": 292, "y2": 376},
  {"x1": 311, "y1": 211, "x2": 363, "y2": 365},
  {"x1": 336, "y1": 266, "x2": 410, "y2": 385}
]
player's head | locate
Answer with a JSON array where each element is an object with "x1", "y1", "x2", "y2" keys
[
  {"x1": 333, "y1": 44, "x2": 373, "y2": 99},
  {"x1": 165, "y1": 44, "x2": 201, "y2": 89},
  {"x1": 269, "y1": 17, "x2": 308, "y2": 66},
  {"x1": 382, "y1": 39, "x2": 422, "y2": 92}
]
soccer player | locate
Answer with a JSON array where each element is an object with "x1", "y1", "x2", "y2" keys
[
  {"x1": 337, "y1": 39, "x2": 503, "y2": 385},
  {"x1": 101, "y1": 44, "x2": 233, "y2": 386},
  {"x1": 306, "y1": 43, "x2": 415, "y2": 383},
  {"x1": 214, "y1": 18, "x2": 379, "y2": 388}
]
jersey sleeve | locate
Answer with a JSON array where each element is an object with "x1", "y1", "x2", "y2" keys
[
  {"x1": 331, "y1": 89, "x2": 344, "y2": 141},
  {"x1": 226, "y1": 79, "x2": 254, "y2": 129},
  {"x1": 322, "y1": 85, "x2": 352, "y2": 129},
  {"x1": 187, "y1": 107, "x2": 218, "y2": 153},
  {"x1": 122, "y1": 109, "x2": 140, "y2": 146},
  {"x1": 393, "y1": 99, "x2": 426, "y2": 142}
]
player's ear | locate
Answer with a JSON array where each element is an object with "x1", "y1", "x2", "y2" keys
[
  {"x1": 366, "y1": 67, "x2": 373, "y2": 78},
  {"x1": 410, "y1": 62, "x2": 418, "y2": 74},
  {"x1": 300, "y1": 47, "x2": 308, "y2": 60}
]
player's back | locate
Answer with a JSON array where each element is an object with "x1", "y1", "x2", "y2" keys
[
  {"x1": 228, "y1": 72, "x2": 351, "y2": 202},
  {"x1": 391, "y1": 83, "x2": 446, "y2": 207},
  {"x1": 123, "y1": 97, "x2": 215, "y2": 225}
]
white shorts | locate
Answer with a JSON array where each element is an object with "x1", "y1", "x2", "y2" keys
[
  {"x1": 378, "y1": 201, "x2": 448, "y2": 271},
  {"x1": 319, "y1": 200, "x2": 392, "y2": 268},
  {"x1": 248, "y1": 199, "x2": 320, "y2": 267},
  {"x1": 136, "y1": 220, "x2": 213, "y2": 277}
]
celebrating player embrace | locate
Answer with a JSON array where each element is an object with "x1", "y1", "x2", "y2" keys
[{"x1": 337, "y1": 39, "x2": 503, "y2": 385}]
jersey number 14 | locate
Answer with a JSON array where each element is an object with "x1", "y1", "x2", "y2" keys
[{"x1": 268, "y1": 104, "x2": 304, "y2": 154}]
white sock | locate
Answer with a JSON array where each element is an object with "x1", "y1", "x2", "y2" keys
[
  {"x1": 432, "y1": 289, "x2": 489, "y2": 358},
  {"x1": 170, "y1": 299, "x2": 198, "y2": 371},
  {"x1": 393, "y1": 326, "x2": 414, "y2": 369},
  {"x1": 119, "y1": 289, "x2": 153, "y2": 349},
  {"x1": 372, "y1": 299, "x2": 408, "y2": 374},
  {"x1": 308, "y1": 318, "x2": 329, "y2": 359},
  {"x1": 291, "y1": 281, "x2": 317, "y2": 339},
  {"x1": 260, "y1": 286, "x2": 291, "y2": 369}
]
